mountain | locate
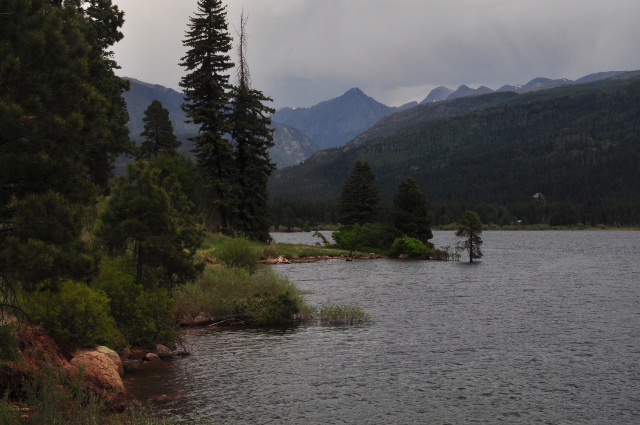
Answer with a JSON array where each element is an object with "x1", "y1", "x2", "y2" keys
[
  {"x1": 447, "y1": 85, "x2": 479, "y2": 100},
  {"x1": 122, "y1": 77, "x2": 198, "y2": 139},
  {"x1": 420, "y1": 86, "x2": 454, "y2": 104},
  {"x1": 120, "y1": 78, "x2": 319, "y2": 168},
  {"x1": 269, "y1": 71, "x2": 640, "y2": 205},
  {"x1": 271, "y1": 87, "x2": 399, "y2": 150},
  {"x1": 269, "y1": 123, "x2": 321, "y2": 168}
]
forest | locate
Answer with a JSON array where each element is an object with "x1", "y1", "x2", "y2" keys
[{"x1": 269, "y1": 73, "x2": 640, "y2": 226}]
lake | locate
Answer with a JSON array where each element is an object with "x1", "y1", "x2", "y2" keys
[{"x1": 125, "y1": 231, "x2": 640, "y2": 424}]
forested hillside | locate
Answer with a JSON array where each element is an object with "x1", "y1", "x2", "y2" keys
[{"x1": 269, "y1": 73, "x2": 640, "y2": 206}]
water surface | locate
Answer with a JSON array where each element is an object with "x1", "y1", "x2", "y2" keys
[{"x1": 126, "y1": 231, "x2": 640, "y2": 424}]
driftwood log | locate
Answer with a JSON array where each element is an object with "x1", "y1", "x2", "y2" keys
[{"x1": 178, "y1": 314, "x2": 257, "y2": 328}]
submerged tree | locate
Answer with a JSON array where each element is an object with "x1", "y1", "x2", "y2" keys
[
  {"x1": 456, "y1": 210, "x2": 483, "y2": 262},
  {"x1": 180, "y1": 0, "x2": 235, "y2": 230},
  {"x1": 138, "y1": 100, "x2": 181, "y2": 160},
  {"x1": 338, "y1": 161, "x2": 381, "y2": 227},
  {"x1": 229, "y1": 13, "x2": 276, "y2": 243},
  {"x1": 390, "y1": 178, "x2": 433, "y2": 244}
]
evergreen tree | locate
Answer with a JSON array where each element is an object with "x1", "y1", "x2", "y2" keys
[
  {"x1": 0, "y1": 0, "x2": 132, "y2": 310},
  {"x1": 338, "y1": 161, "x2": 381, "y2": 226},
  {"x1": 98, "y1": 161, "x2": 204, "y2": 289},
  {"x1": 138, "y1": 100, "x2": 181, "y2": 160},
  {"x1": 229, "y1": 13, "x2": 276, "y2": 243},
  {"x1": 180, "y1": 0, "x2": 235, "y2": 230},
  {"x1": 390, "y1": 178, "x2": 433, "y2": 244},
  {"x1": 456, "y1": 210, "x2": 483, "y2": 262}
]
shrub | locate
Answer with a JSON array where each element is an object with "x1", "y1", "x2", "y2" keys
[
  {"x1": 332, "y1": 223, "x2": 398, "y2": 253},
  {"x1": 0, "y1": 325, "x2": 18, "y2": 361},
  {"x1": 319, "y1": 303, "x2": 371, "y2": 324},
  {"x1": 174, "y1": 266, "x2": 306, "y2": 325},
  {"x1": 93, "y1": 258, "x2": 175, "y2": 348},
  {"x1": 389, "y1": 236, "x2": 429, "y2": 257},
  {"x1": 23, "y1": 280, "x2": 121, "y2": 349},
  {"x1": 212, "y1": 236, "x2": 262, "y2": 272}
]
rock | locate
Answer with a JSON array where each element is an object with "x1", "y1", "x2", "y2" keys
[
  {"x1": 143, "y1": 353, "x2": 161, "y2": 362},
  {"x1": 123, "y1": 359, "x2": 141, "y2": 373},
  {"x1": 369, "y1": 253, "x2": 376, "y2": 259},
  {"x1": 69, "y1": 350, "x2": 126, "y2": 410},
  {"x1": 95, "y1": 346, "x2": 124, "y2": 377},
  {"x1": 398, "y1": 254, "x2": 409, "y2": 259},
  {"x1": 262, "y1": 255, "x2": 291, "y2": 264},
  {"x1": 154, "y1": 344, "x2": 173, "y2": 359},
  {"x1": 129, "y1": 348, "x2": 148, "y2": 360}
]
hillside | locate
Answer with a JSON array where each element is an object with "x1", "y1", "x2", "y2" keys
[
  {"x1": 269, "y1": 72, "x2": 640, "y2": 205},
  {"x1": 271, "y1": 88, "x2": 403, "y2": 149},
  {"x1": 121, "y1": 78, "x2": 318, "y2": 168}
]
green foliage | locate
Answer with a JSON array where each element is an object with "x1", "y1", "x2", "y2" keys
[
  {"x1": 332, "y1": 223, "x2": 398, "y2": 254},
  {"x1": 92, "y1": 258, "x2": 175, "y2": 348},
  {"x1": 390, "y1": 178, "x2": 433, "y2": 244},
  {"x1": 338, "y1": 160, "x2": 381, "y2": 226},
  {"x1": 319, "y1": 303, "x2": 371, "y2": 324},
  {"x1": 389, "y1": 236, "x2": 430, "y2": 258},
  {"x1": 180, "y1": 0, "x2": 235, "y2": 229},
  {"x1": 138, "y1": 100, "x2": 181, "y2": 160},
  {"x1": 0, "y1": 0, "x2": 132, "y2": 314},
  {"x1": 0, "y1": 325, "x2": 18, "y2": 362},
  {"x1": 211, "y1": 236, "x2": 262, "y2": 272},
  {"x1": 98, "y1": 161, "x2": 204, "y2": 288},
  {"x1": 229, "y1": 39, "x2": 276, "y2": 242},
  {"x1": 23, "y1": 280, "x2": 121, "y2": 349},
  {"x1": 174, "y1": 266, "x2": 306, "y2": 325},
  {"x1": 270, "y1": 75, "x2": 640, "y2": 208},
  {"x1": 456, "y1": 211, "x2": 484, "y2": 262},
  {"x1": 271, "y1": 198, "x2": 338, "y2": 227}
]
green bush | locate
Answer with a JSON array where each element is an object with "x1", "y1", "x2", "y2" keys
[
  {"x1": 332, "y1": 223, "x2": 398, "y2": 253},
  {"x1": 174, "y1": 266, "x2": 306, "y2": 325},
  {"x1": 389, "y1": 236, "x2": 429, "y2": 257},
  {"x1": 212, "y1": 236, "x2": 262, "y2": 272},
  {"x1": 319, "y1": 303, "x2": 371, "y2": 324},
  {"x1": 93, "y1": 258, "x2": 175, "y2": 348},
  {"x1": 23, "y1": 280, "x2": 121, "y2": 349},
  {"x1": 0, "y1": 325, "x2": 18, "y2": 361}
]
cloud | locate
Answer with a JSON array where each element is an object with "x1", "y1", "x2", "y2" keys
[{"x1": 111, "y1": 0, "x2": 640, "y2": 108}]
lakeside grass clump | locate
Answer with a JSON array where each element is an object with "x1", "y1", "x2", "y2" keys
[{"x1": 318, "y1": 303, "x2": 372, "y2": 325}]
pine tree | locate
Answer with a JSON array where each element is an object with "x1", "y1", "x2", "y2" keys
[
  {"x1": 180, "y1": 0, "x2": 235, "y2": 230},
  {"x1": 0, "y1": 0, "x2": 132, "y2": 309},
  {"x1": 456, "y1": 210, "x2": 483, "y2": 262},
  {"x1": 338, "y1": 161, "x2": 381, "y2": 226},
  {"x1": 98, "y1": 161, "x2": 204, "y2": 288},
  {"x1": 138, "y1": 100, "x2": 181, "y2": 160},
  {"x1": 390, "y1": 178, "x2": 433, "y2": 244},
  {"x1": 229, "y1": 13, "x2": 276, "y2": 242}
]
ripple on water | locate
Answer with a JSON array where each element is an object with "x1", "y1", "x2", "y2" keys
[{"x1": 124, "y1": 231, "x2": 640, "y2": 424}]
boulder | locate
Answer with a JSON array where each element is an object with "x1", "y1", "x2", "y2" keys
[
  {"x1": 69, "y1": 350, "x2": 126, "y2": 410},
  {"x1": 95, "y1": 346, "x2": 123, "y2": 377},
  {"x1": 129, "y1": 348, "x2": 148, "y2": 360},
  {"x1": 143, "y1": 353, "x2": 161, "y2": 362},
  {"x1": 398, "y1": 254, "x2": 409, "y2": 259},
  {"x1": 154, "y1": 344, "x2": 173, "y2": 359}
]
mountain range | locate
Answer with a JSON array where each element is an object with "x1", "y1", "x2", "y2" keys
[
  {"x1": 269, "y1": 71, "x2": 640, "y2": 205},
  {"x1": 121, "y1": 78, "x2": 321, "y2": 168}
]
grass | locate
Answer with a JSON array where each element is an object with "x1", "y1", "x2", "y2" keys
[{"x1": 318, "y1": 303, "x2": 372, "y2": 325}]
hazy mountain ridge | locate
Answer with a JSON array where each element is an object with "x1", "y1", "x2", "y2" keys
[
  {"x1": 271, "y1": 88, "x2": 398, "y2": 150},
  {"x1": 269, "y1": 73, "x2": 640, "y2": 205},
  {"x1": 121, "y1": 78, "x2": 319, "y2": 168}
]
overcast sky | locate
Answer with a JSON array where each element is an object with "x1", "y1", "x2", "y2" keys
[{"x1": 111, "y1": 0, "x2": 640, "y2": 109}]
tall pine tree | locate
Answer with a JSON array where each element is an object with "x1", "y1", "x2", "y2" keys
[
  {"x1": 390, "y1": 178, "x2": 433, "y2": 244},
  {"x1": 138, "y1": 100, "x2": 181, "y2": 160},
  {"x1": 180, "y1": 0, "x2": 235, "y2": 230},
  {"x1": 229, "y1": 13, "x2": 276, "y2": 243},
  {"x1": 0, "y1": 0, "x2": 132, "y2": 310},
  {"x1": 338, "y1": 161, "x2": 381, "y2": 227}
]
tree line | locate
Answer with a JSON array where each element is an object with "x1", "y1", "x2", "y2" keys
[{"x1": 1, "y1": 0, "x2": 275, "y2": 351}]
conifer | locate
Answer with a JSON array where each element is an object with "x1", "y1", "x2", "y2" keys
[
  {"x1": 338, "y1": 161, "x2": 381, "y2": 226},
  {"x1": 180, "y1": 0, "x2": 235, "y2": 229},
  {"x1": 138, "y1": 100, "x2": 181, "y2": 160}
]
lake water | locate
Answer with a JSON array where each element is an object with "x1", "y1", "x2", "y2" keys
[{"x1": 125, "y1": 231, "x2": 640, "y2": 424}]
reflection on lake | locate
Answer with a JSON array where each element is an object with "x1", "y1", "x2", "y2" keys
[{"x1": 125, "y1": 231, "x2": 640, "y2": 424}]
